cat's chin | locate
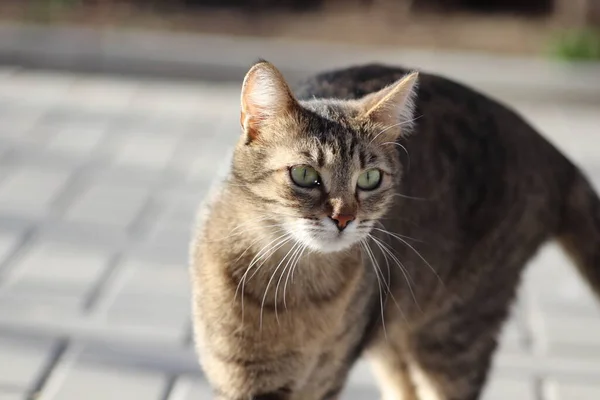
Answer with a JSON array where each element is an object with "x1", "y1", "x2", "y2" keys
[{"x1": 301, "y1": 237, "x2": 360, "y2": 254}]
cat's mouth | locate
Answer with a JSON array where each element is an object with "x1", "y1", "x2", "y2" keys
[{"x1": 285, "y1": 217, "x2": 368, "y2": 254}]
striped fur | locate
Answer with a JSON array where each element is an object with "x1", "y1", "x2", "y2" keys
[{"x1": 190, "y1": 61, "x2": 600, "y2": 400}]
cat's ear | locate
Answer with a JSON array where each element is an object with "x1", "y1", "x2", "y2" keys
[
  {"x1": 240, "y1": 60, "x2": 297, "y2": 143},
  {"x1": 357, "y1": 72, "x2": 419, "y2": 137}
]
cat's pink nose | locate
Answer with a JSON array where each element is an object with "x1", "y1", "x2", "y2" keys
[{"x1": 329, "y1": 214, "x2": 355, "y2": 232}]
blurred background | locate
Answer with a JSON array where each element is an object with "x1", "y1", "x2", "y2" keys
[
  {"x1": 0, "y1": 0, "x2": 600, "y2": 56},
  {"x1": 0, "y1": 1, "x2": 599, "y2": 400}
]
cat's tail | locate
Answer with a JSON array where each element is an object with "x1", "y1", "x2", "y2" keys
[{"x1": 557, "y1": 170, "x2": 600, "y2": 298}]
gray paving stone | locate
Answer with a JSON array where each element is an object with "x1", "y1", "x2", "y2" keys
[
  {"x1": 524, "y1": 243, "x2": 600, "y2": 318},
  {"x1": 341, "y1": 386, "x2": 380, "y2": 399},
  {"x1": 101, "y1": 300, "x2": 190, "y2": 341},
  {"x1": 38, "y1": 347, "x2": 169, "y2": 400},
  {"x1": 0, "y1": 292, "x2": 81, "y2": 319},
  {"x1": 4, "y1": 241, "x2": 111, "y2": 305},
  {"x1": 481, "y1": 377, "x2": 536, "y2": 400},
  {"x1": 169, "y1": 376, "x2": 212, "y2": 400},
  {"x1": 130, "y1": 82, "x2": 234, "y2": 117},
  {"x1": 496, "y1": 319, "x2": 527, "y2": 354},
  {"x1": 0, "y1": 67, "x2": 16, "y2": 80},
  {"x1": 536, "y1": 314, "x2": 600, "y2": 358},
  {"x1": 89, "y1": 167, "x2": 168, "y2": 189},
  {"x1": 494, "y1": 352, "x2": 600, "y2": 379},
  {"x1": 0, "y1": 334, "x2": 56, "y2": 393},
  {"x1": 0, "y1": 217, "x2": 32, "y2": 237},
  {"x1": 0, "y1": 71, "x2": 73, "y2": 106},
  {"x1": 0, "y1": 111, "x2": 44, "y2": 142},
  {"x1": 112, "y1": 132, "x2": 183, "y2": 171},
  {"x1": 64, "y1": 77, "x2": 139, "y2": 111},
  {"x1": 0, "y1": 392, "x2": 26, "y2": 400},
  {"x1": 168, "y1": 136, "x2": 221, "y2": 178},
  {"x1": 63, "y1": 182, "x2": 150, "y2": 228},
  {"x1": 170, "y1": 375, "x2": 385, "y2": 400},
  {"x1": 544, "y1": 379, "x2": 600, "y2": 400},
  {"x1": 142, "y1": 224, "x2": 192, "y2": 260},
  {"x1": 147, "y1": 189, "x2": 205, "y2": 242},
  {"x1": 39, "y1": 108, "x2": 117, "y2": 133},
  {"x1": 112, "y1": 113, "x2": 191, "y2": 137},
  {"x1": 94, "y1": 258, "x2": 190, "y2": 339},
  {"x1": 0, "y1": 314, "x2": 185, "y2": 347},
  {"x1": 512, "y1": 103, "x2": 600, "y2": 166},
  {"x1": 187, "y1": 142, "x2": 236, "y2": 183},
  {"x1": 19, "y1": 126, "x2": 60, "y2": 149},
  {"x1": 9, "y1": 153, "x2": 89, "y2": 176},
  {"x1": 37, "y1": 222, "x2": 130, "y2": 254},
  {"x1": 0, "y1": 166, "x2": 70, "y2": 218},
  {"x1": 45, "y1": 123, "x2": 108, "y2": 158},
  {"x1": 345, "y1": 360, "x2": 375, "y2": 387},
  {"x1": 0, "y1": 232, "x2": 19, "y2": 265},
  {"x1": 111, "y1": 258, "x2": 190, "y2": 300}
]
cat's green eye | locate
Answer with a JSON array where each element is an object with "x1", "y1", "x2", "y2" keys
[
  {"x1": 290, "y1": 165, "x2": 321, "y2": 188},
  {"x1": 357, "y1": 169, "x2": 382, "y2": 191}
]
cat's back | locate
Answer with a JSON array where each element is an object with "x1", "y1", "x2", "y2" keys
[
  {"x1": 295, "y1": 64, "x2": 418, "y2": 100},
  {"x1": 293, "y1": 63, "x2": 534, "y2": 167},
  {"x1": 294, "y1": 63, "x2": 572, "y2": 184},
  {"x1": 294, "y1": 64, "x2": 575, "y2": 241},
  {"x1": 294, "y1": 64, "x2": 484, "y2": 103}
]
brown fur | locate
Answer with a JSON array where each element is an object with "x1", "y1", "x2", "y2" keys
[{"x1": 190, "y1": 61, "x2": 600, "y2": 400}]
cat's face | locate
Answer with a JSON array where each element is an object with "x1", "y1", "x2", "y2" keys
[{"x1": 232, "y1": 61, "x2": 418, "y2": 254}]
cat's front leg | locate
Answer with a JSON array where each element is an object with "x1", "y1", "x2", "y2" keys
[
  {"x1": 199, "y1": 348, "x2": 304, "y2": 400},
  {"x1": 367, "y1": 339, "x2": 418, "y2": 400}
]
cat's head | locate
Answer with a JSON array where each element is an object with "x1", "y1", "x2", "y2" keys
[{"x1": 230, "y1": 61, "x2": 418, "y2": 254}]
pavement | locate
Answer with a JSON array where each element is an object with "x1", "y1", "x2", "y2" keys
[
  {"x1": 2, "y1": 23, "x2": 600, "y2": 104},
  {"x1": 0, "y1": 65, "x2": 599, "y2": 400}
]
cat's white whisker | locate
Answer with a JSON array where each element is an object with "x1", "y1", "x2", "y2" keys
[
  {"x1": 235, "y1": 233, "x2": 288, "y2": 299},
  {"x1": 235, "y1": 233, "x2": 293, "y2": 323},
  {"x1": 379, "y1": 141, "x2": 410, "y2": 164},
  {"x1": 368, "y1": 115, "x2": 422, "y2": 146},
  {"x1": 370, "y1": 234, "x2": 421, "y2": 313},
  {"x1": 215, "y1": 223, "x2": 283, "y2": 243},
  {"x1": 275, "y1": 241, "x2": 305, "y2": 315},
  {"x1": 261, "y1": 241, "x2": 302, "y2": 328},
  {"x1": 245, "y1": 235, "x2": 293, "y2": 283},
  {"x1": 290, "y1": 243, "x2": 309, "y2": 283},
  {"x1": 361, "y1": 240, "x2": 388, "y2": 341},
  {"x1": 284, "y1": 244, "x2": 308, "y2": 310},
  {"x1": 371, "y1": 234, "x2": 417, "y2": 287},
  {"x1": 373, "y1": 223, "x2": 424, "y2": 244},
  {"x1": 212, "y1": 214, "x2": 282, "y2": 242},
  {"x1": 390, "y1": 193, "x2": 429, "y2": 202},
  {"x1": 366, "y1": 235, "x2": 407, "y2": 321},
  {"x1": 373, "y1": 226, "x2": 444, "y2": 287},
  {"x1": 368, "y1": 122, "x2": 405, "y2": 145},
  {"x1": 232, "y1": 227, "x2": 286, "y2": 266}
]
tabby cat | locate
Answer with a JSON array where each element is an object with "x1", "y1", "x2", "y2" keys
[{"x1": 189, "y1": 60, "x2": 600, "y2": 400}]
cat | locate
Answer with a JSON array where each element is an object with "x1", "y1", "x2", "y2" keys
[{"x1": 189, "y1": 60, "x2": 600, "y2": 400}]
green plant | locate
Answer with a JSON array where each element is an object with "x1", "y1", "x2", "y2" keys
[
  {"x1": 46, "y1": 0, "x2": 79, "y2": 7},
  {"x1": 549, "y1": 28, "x2": 600, "y2": 61},
  {"x1": 25, "y1": 0, "x2": 81, "y2": 22}
]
